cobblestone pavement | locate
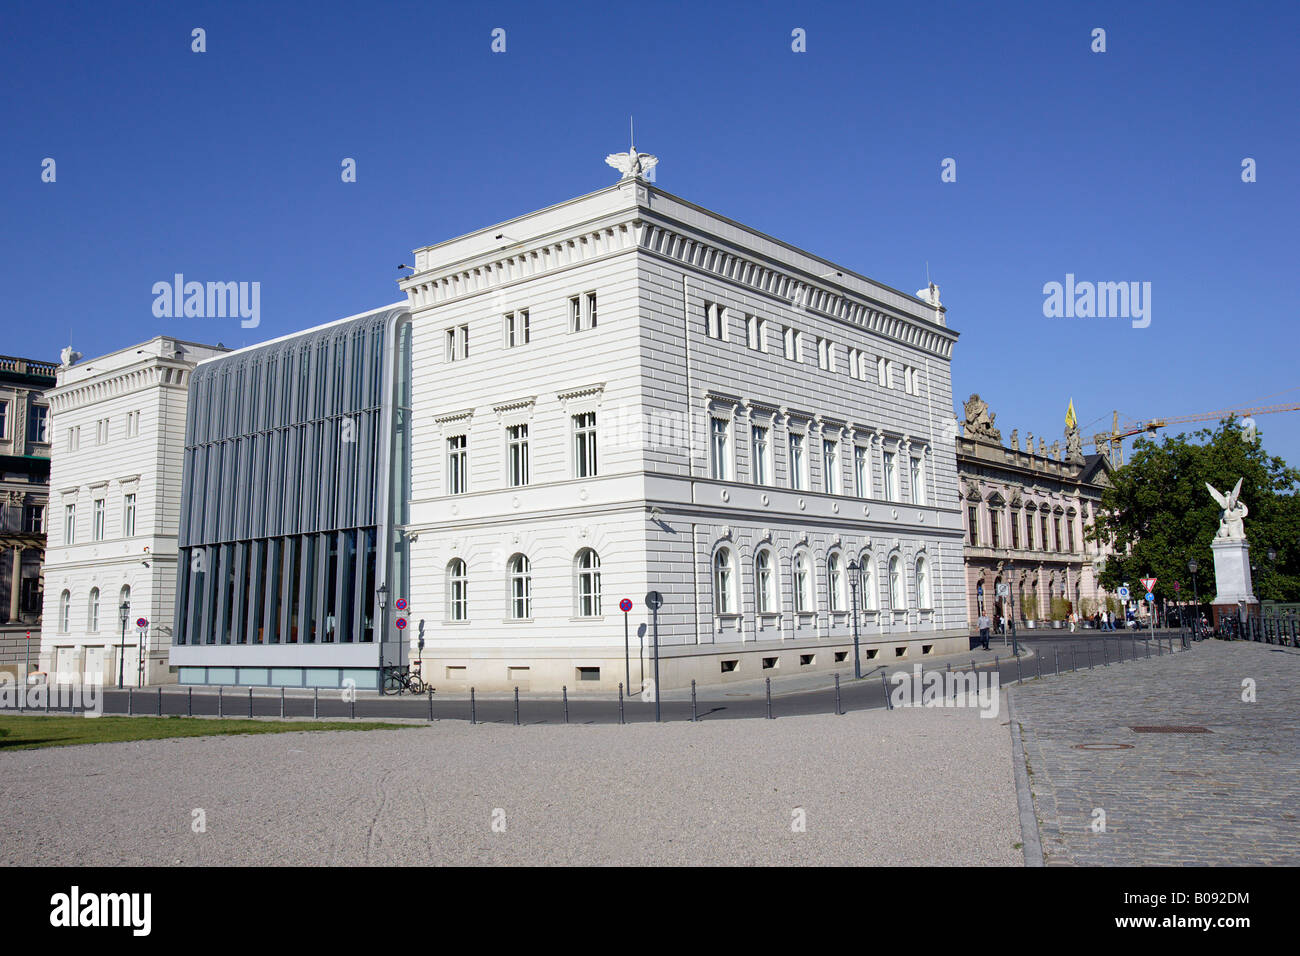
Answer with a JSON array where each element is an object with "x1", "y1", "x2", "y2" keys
[{"x1": 1011, "y1": 640, "x2": 1300, "y2": 865}]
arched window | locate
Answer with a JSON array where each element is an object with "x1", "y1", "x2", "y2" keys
[
  {"x1": 88, "y1": 587, "x2": 100, "y2": 632},
  {"x1": 713, "y1": 547, "x2": 737, "y2": 614},
  {"x1": 59, "y1": 590, "x2": 70, "y2": 633},
  {"x1": 916, "y1": 554, "x2": 932, "y2": 609},
  {"x1": 889, "y1": 554, "x2": 904, "y2": 609},
  {"x1": 755, "y1": 548, "x2": 777, "y2": 614},
  {"x1": 447, "y1": 559, "x2": 467, "y2": 621},
  {"x1": 793, "y1": 550, "x2": 813, "y2": 613},
  {"x1": 508, "y1": 554, "x2": 531, "y2": 619},
  {"x1": 828, "y1": 552, "x2": 845, "y2": 613},
  {"x1": 576, "y1": 549, "x2": 601, "y2": 617},
  {"x1": 859, "y1": 555, "x2": 878, "y2": 611}
]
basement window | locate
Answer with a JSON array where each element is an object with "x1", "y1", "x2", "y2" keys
[
  {"x1": 576, "y1": 667, "x2": 600, "y2": 682},
  {"x1": 894, "y1": 647, "x2": 907, "y2": 657},
  {"x1": 720, "y1": 659, "x2": 739, "y2": 674},
  {"x1": 865, "y1": 649, "x2": 879, "y2": 660},
  {"x1": 445, "y1": 666, "x2": 466, "y2": 680},
  {"x1": 922, "y1": 644, "x2": 934, "y2": 655},
  {"x1": 800, "y1": 654, "x2": 815, "y2": 666},
  {"x1": 833, "y1": 651, "x2": 848, "y2": 663},
  {"x1": 762, "y1": 657, "x2": 778, "y2": 669}
]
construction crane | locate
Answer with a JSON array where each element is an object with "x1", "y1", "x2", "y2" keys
[{"x1": 1096, "y1": 402, "x2": 1300, "y2": 466}]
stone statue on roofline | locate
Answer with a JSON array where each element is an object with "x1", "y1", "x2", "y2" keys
[{"x1": 962, "y1": 394, "x2": 1002, "y2": 442}]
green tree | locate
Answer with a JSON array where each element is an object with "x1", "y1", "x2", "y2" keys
[{"x1": 1088, "y1": 419, "x2": 1300, "y2": 603}]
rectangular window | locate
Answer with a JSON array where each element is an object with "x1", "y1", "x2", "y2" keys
[
  {"x1": 0, "y1": 400, "x2": 8, "y2": 438},
  {"x1": 507, "y1": 424, "x2": 529, "y2": 487},
  {"x1": 817, "y1": 338, "x2": 831, "y2": 371},
  {"x1": 823, "y1": 440, "x2": 839, "y2": 494},
  {"x1": 1054, "y1": 517, "x2": 1063, "y2": 553},
  {"x1": 910, "y1": 456, "x2": 924, "y2": 505},
  {"x1": 95, "y1": 419, "x2": 108, "y2": 444},
  {"x1": 882, "y1": 450, "x2": 898, "y2": 501},
  {"x1": 751, "y1": 425, "x2": 771, "y2": 485},
  {"x1": 789, "y1": 432, "x2": 807, "y2": 491},
  {"x1": 705, "y1": 302, "x2": 726, "y2": 340},
  {"x1": 573, "y1": 412, "x2": 597, "y2": 478},
  {"x1": 570, "y1": 292, "x2": 598, "y2": 332},
  {"x1": 782, "y1": 326, "x2": 798, "y2": 361},
  {"x1": 24, "y1": 504, "x2": 44, "y2": 533},
  {"x1": 745, "y1": 314, "x2": 762, "y2": 350},
  {"x1": 504, "y1": 310, "x2": 530, "y2": 348},
  {"x1": 29, "y1": 406, "x2": 49, "y2": 443},
  {"x1": 968, "y1": 506, "x2": 979, "y2": 546},
  {"x1": 877, "y1": 357, "x2": 887, "y2": 385},
  {"x1": 123, "y1": 493, "x2": 136, "y2": 537},
  {"x1": 126, "y1": 410, "x2": 141, "y2": 437},
  {"x1": 64, "y1": 503, "x2": 75, "y2": 544},
  {"x1": 1025, "y1": 514, "x2": 1034, "y2": 550},
  {"x1": 848, "y1": 347, "x2": 860, "y2": 379},
  {"x1": 444, "y1": 324, "x2": 469, "y2": 362},
  {"x1": 1067, "y1": 518, "x2": 1076, "y2": 552},
  {"x1": 446, "y1": 435, "x2": 468, "y2": 495},
  {"x1": 710, "y1": 418, "x2": 731, "y2": 481},
  {"x1": 854, "y1": 446, "x2": 869, "y2": 497},
  {"x1": 93, "y1": 499, "x2": 105, "y2": 541},
  {"x1": 1041, "y1": 515, "x2": 1050, "y2": 552},
  {"x1": 989, "y1": 510, "x2": 1001, "y2": 550},
  {"x1": 1011, "y1": 511, "x2": 1021, "y2": 550}
]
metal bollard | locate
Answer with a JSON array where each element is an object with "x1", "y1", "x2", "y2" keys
[
  {"x1": 218, "y1": 686, "x2": 223, "y2": 717},
  {"x1": 428, "y1": 687, "x2": 434, "y2": 722},
  {"x1": 187, "y1": 687, "x2": 192, "y2": 716},
  {"x1": 691, "y1": 679, "x2": 698, "y2": 722},
  {"x1": 1102, "y1": 642, "x2": 1108, "y2": 667},
  {"x1": 280, "y1": 687, "x2": 285, "y2": 719},
  {"x1": 1016, "y1": 655, "x2": 1023, "y2": 684},
  {"x1": 128, "y1": 687, "x2": 133, "y2": 716},
  {"x1": 513, "y1": 687, "x2": 519, "y2": 726},
  {"x1": 834, "y1": 673, "x2": 843, "y2": 716},
  {"x1": 157, "y1": 687, "x2": 163, "y2": 717},
  {"x1": 248, "y1": 687, "x2": 254, "y2": 718},
  {"x1": 766, "y1": 677, "x2": 773, "y2": 719},
  {"x1": 470, "y1": 687, "x2": 477, "y2": 725},
  {"x1": 1036, "y1": 653, "x2": 1042, "y2": 680},
  {"x1": 313, "y1": 686, "x2": 318, "y2": 719},
  {"x1": 1145, "y1": 638, "x2": 1150, "y2": 660},
  {"x1": 1087, "y1": 646, "x2": 1093, "y2": 670},
  {"x1": 1054, "y1": 648, "x2": 1059, "y2": 677},
  {"x1": 562, "y1": 686, "x2": 568, "y2": 725},
  {"x1": 349, "y1": 695, "x2": 355, "y2": 719},
  {"x1": 1072, "y1": 648, "x2": 1077, "y2": 672},
  {"x1": 618, "y1": 683, "x2": 624, "y2": 725},
  {"x1": 881, "y1": 670, "x2": 892, "y2": 710}
]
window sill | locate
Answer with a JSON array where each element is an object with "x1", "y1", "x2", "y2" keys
[{"x1": 569, "y1": 616, "x2": 605, "y2": 623}]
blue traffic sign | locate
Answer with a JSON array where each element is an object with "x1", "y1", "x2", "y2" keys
[
  {"x1": 1144, "y1": 592, "x2": 1155, "y2": 602},
  {"x1": 619, "y1": 598, "x2": 633, "y2": 613}
]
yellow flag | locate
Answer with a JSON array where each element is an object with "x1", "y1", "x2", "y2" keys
[{"x1": 1065, "y1": 399, "x2": 1077, "y2": 430}]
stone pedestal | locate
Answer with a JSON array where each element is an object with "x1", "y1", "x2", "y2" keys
[{"x1": 1210, "y1": 537, "x2": 1257, "y2": 626}]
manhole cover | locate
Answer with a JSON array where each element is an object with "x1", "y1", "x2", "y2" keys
[
  {"x1": 1130, "y1": 726, "x2": 1211, "y2": 734},
  {"x1": 1072, "y1": 743, "x2": 1134, "y2": 751}
]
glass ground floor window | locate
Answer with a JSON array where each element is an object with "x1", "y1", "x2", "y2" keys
[{"x1": 176, "y1": 527, "x2": 378, "y2": 646}]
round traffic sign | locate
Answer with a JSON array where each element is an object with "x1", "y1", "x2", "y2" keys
[
  {"x1": 395, "y1": 617, "x2": 407, "y2": 630},
  {"x1": 1145, "y1": 592, "x2": 1155, "y2": 602},
  {"x1": 395, "y1": 598, "x2": 408, "y2": 611},
  {"x1": 645, "y1": 591, "x2": 663, "y2": 611},
  {"x1": 619, "y1": 598, "x2": 633, "y2": 613},
  {"x1": 1118, "y1": 586, "x2": 1130, "y2": 599},
  {"x1": 136, "y1": 617, "x2": 149, "y2": 628}
]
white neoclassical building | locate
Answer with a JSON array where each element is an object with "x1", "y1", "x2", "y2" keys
[
  {"x1": 39, "y1": 337, "x2": 225, "y2": 685},
  {"x1": 169, "y1": 155, "x2": 967, "y2": 692}
]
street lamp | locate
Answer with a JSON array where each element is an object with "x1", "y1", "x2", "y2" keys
[
  {"x1": 117, "y1": 600, "x2": 130, "y2": 689},
  {"x1": 376, "y1": 582, "x2": 388, "y2": 677},
  {"x1": 1007, "y1": 561, "x2": 1019, "y2": 656},
  {"x1": 1188, "y1": 558, "x2": 1200, "y2": 639},
  {"x1": 848, "y1": 559, "x2": 862, "y2": 679}
]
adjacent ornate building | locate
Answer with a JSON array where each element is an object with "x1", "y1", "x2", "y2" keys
[
  {"x1": 956, "y1": 395, "x2": 1115, "y2": 626},
  {"x1": 0, "y1": 355, "x2": 56, "y2": 677}
]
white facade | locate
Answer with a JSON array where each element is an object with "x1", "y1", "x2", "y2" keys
[
  {"x1": 398, "y1": 176, "x2": 965, "y2": 692},
  {"x1": 39, "y1": 337, "x2": 225, "y2": 685}
]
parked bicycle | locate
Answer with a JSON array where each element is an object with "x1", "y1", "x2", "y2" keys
[{"x1": 382, "y1": 662, "x2": 432, "y2": 696}]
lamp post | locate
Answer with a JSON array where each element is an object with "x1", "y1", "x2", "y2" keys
[
  {"x1": 848, "y1": 559, "x2": 862, "y2": 679},
  {"x1": 376, "y1": 582, "x2": 388, "y2": 677},
  {"x1": 117, "y1": 600, "x2": 130, "y2": 689},
  {"x1": 1007, "y1": 561, "x2": 1019, "y2": 656},
  {"x1": 1188, "y1": 558, "x2": 1200, "y2": 638}
]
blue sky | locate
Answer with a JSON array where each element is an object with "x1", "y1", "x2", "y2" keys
[{"x1": 4, "y1": 0, "x2": 1298, "y2": 463}]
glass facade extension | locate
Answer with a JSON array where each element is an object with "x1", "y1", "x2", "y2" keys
[{"x1": 171, "y1": 305, "x2": 411, "y2": 688}]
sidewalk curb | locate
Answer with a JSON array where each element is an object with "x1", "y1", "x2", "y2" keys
[{"x1": 1006, "y1": 690, "x2": 1045, "y2": 868}]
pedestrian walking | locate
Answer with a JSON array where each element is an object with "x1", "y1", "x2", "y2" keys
[
  {"x1": 978, "y1": 613, "x2": 991, "y2": 650},
  {"x1": 1068, "y1": 611, "x2": 1077, "y2": 633}
]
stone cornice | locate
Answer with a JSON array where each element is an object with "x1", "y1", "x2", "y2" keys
[{"x1": 46, "y1": 361, "x2": 192, "y2": 414}]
